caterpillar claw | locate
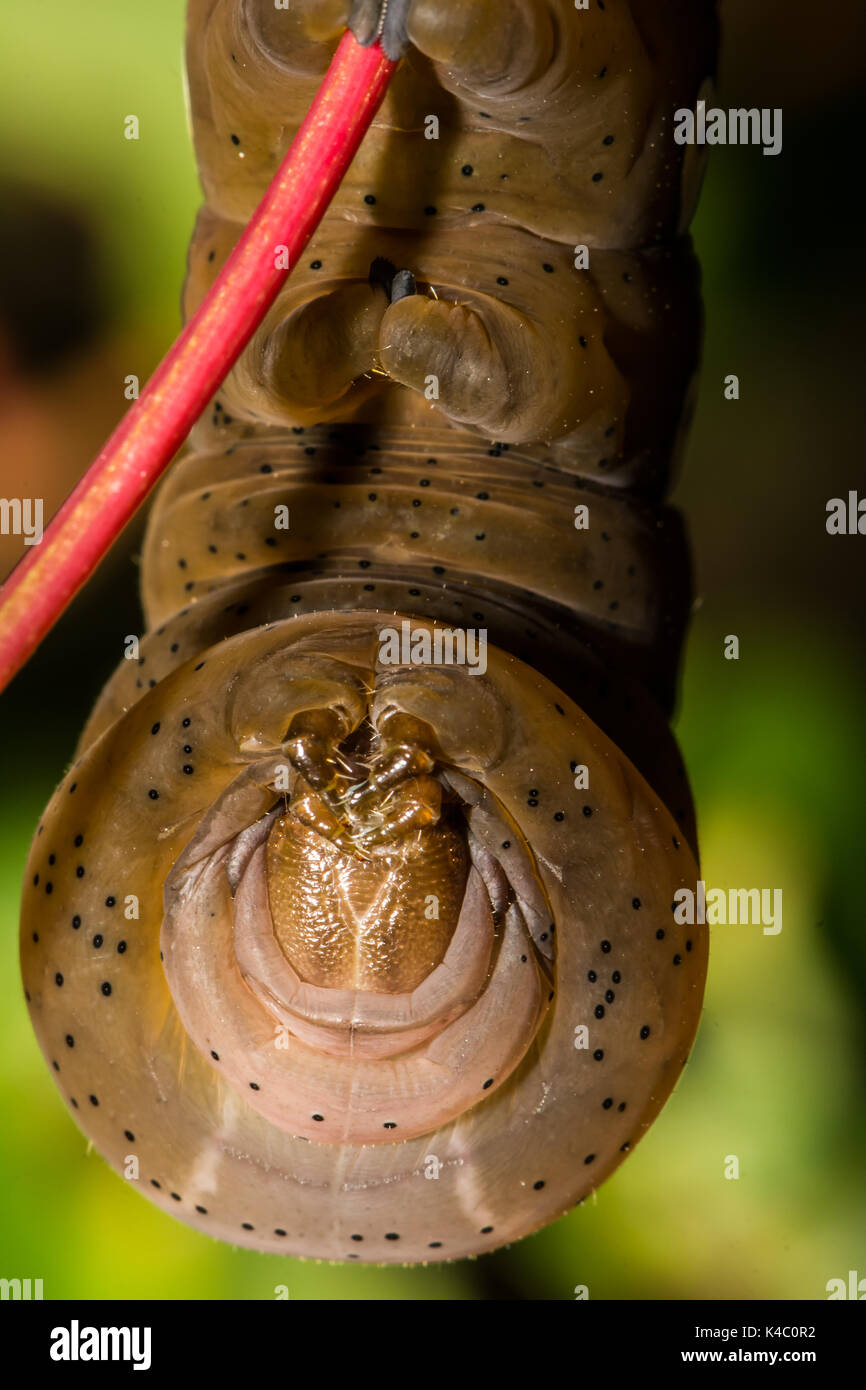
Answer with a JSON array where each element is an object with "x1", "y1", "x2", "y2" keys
[
  {"x1": 350, "y1": 0, "x2": 411, "y2": 61},
  {"x1": 390, "y1": 268, "x2": 417, "y2": 304}
]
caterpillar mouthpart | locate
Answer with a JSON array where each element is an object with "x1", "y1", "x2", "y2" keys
[{"x1": 162, "y1": 737, "x2": 552, "y2": 1142}]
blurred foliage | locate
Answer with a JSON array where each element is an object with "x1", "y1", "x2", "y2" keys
[{"x1": 0, "y1": 1, "x2": 863, "y2": 1299}]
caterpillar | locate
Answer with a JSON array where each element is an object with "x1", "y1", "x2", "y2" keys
[{"x1": 20, "y1": 0, "x2": 718, "y2": 1264}]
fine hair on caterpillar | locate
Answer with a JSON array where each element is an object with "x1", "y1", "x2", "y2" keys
[{"x1": 20, "y1": 0, "x2": 718, "y2": 1264}]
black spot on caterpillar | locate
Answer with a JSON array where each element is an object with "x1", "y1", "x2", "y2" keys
[{"x1": 20, "y1": 0, "x2": 718, "y2": 1264}]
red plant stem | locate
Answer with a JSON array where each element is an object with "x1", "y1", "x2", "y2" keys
[{"x1": 0, "y1": 30, "x2": 396, "y2": 694}]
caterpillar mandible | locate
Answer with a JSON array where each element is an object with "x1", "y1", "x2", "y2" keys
[{"x1": 20, "y1": 0, "x2": 718, "y2": 1263}]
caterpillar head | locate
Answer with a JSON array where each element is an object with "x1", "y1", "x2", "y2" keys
[{"x1": 21, "y1": 614, "x2": 705, "y2": 1261}]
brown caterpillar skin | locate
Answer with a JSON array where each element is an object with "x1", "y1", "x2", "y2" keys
[{"x1": 20, "y1": 0, "x2": 717, "y2": 1263}]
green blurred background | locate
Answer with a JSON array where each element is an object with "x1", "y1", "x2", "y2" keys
[{"x1": 0, "y1": 1, "x2": 863, "y2": 1300}]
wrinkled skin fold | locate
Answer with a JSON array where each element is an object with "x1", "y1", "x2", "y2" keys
[{"x1": 20, "y1": 0, "x2": 717, "y2": 1263}]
